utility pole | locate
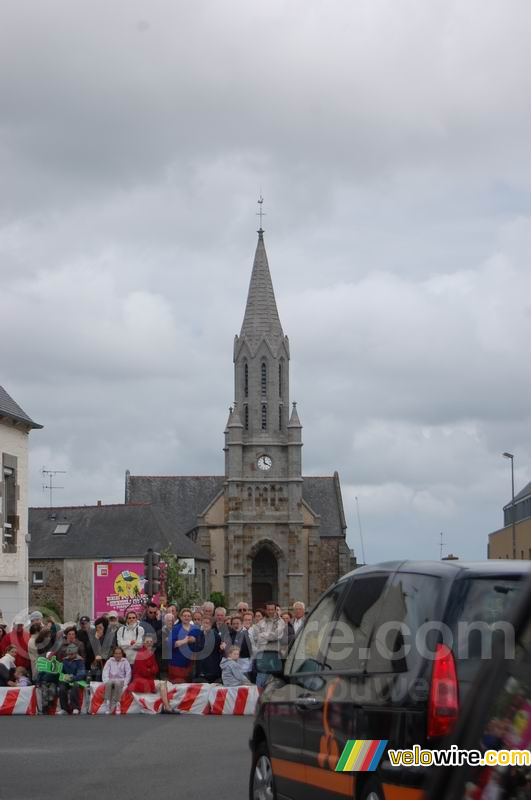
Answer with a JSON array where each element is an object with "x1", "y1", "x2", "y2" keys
[
  {"x1": 355, "y1": 497, "x2": 367, "y2": 565},
  {"x1": 502, "y1": 453, "x2": 516, "y2": 559},
  {"x1": 439, "y1": 531, "x2": 446, "y2": 560},
  {"x1": 42, "y1": 467, "x2": 66, "y2": 508}
]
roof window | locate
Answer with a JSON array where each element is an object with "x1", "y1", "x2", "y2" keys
[{"x1": 53, "y1": 523, "x2": 70, "y2": 535}]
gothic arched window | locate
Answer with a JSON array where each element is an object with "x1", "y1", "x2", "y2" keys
[
  {"x1": 279, "y1": 362, "x2": 283, "y2": 397},
  {"x1": 261, "y1": 404, "x2": 267, "y2": 430},
  {"x1": 261, "y1": 361, "x2": 267, "y2": 396},
  {"x1": 244, "y1": 404, "x2": 249, "y2": 431},
  {"x1": 279, "y1": 405, "x2": 282, "y2": 431},
  {"x1": 244, "y1": 362, "x2": 249, "y2": 398}
]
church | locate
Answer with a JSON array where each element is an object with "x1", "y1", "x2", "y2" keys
[{"x1": 126, "y1": 223, "x2": 353, "y2": 609}]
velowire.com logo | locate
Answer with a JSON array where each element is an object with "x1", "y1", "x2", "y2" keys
[{"x1": 335, "y1": 740, "x2": 388, "y2": 772}]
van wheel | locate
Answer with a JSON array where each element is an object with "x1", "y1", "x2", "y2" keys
[
  {"x1": 359, "y1": 777, "x2": 384, "y2": 800},
  {"x1": 250, "y1": 743, "x2": 277, "y2": 800}
]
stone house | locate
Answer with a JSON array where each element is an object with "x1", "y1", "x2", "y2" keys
[
  {"x1": 29, "y1": 502, "x2": 209, "y2": 620},
  {"x1": 0, "y1": 386, "x2": 42, "y2": 624}
]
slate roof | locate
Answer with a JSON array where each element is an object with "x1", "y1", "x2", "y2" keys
[
  {"x1": 504, "y1": 480, "x2": 531, "y2": 509},
  {"x1": 126, "y1": 473, "x2": 347, "y2": 538},
  {"x1": 239, "y1": 231, "x2": 284, "y2": 345},
  {"x1": 29, "y1": 503, "x2": 209, "y2": 560},
  {"x1": 126, "y1": 476, "x2": 225, "y2": 537},
  {"x1": 0, "y1": 386, "x2": 43, "y2": 429}
]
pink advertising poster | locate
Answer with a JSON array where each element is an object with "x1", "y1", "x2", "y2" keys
[{"x1": 93, "y1": 561, "x2": 148, "y2": 617}]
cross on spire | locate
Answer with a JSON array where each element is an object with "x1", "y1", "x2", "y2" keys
[{"x1": 256, "y1": 194, "x2": 266, "y2": 231}]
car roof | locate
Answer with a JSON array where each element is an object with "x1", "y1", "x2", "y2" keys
[{"x1": 339, "y1": 559, "x2": 531, "y2": 583}]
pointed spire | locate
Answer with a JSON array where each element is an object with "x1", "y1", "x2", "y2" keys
[
  {"x1": 288, "y1": 402, "x2": 301, "y2": 428},
  {"x1": 228, "y1": 403, "x2": 243, "y2": 428},
  {"x1": 239, "y1": 231, "x2": 284, "y2": 345},
  {"x1": 225, "y1": 406, "x2": 233, "y2": 433}
]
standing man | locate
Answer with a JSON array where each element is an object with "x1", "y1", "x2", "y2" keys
[
  {"x1": 254, "y1": 602, "x2": 285, "y2": 687},
  {"x1": 141, "y1": 602, "x2": 163, "y2": 666},
  {"x1": 292, "y1": 602, "x2": 306, "y2": 637},
  {"x1": 77, "y1": 616, "x2": 93, "y2": 672},
  {"x1": 201, "y1": 601, "x2": 214, "y2": 620}
]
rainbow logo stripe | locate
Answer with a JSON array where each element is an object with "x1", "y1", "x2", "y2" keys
[{"x1": 335, "y1": 740, "x2": 388, "y2": 772}]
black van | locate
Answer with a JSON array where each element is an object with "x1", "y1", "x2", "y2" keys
[
  {"x1": 427, "y1": 570, "x2": 531, "y2": 799},
  {"x1": 249, "y1": 560, "x2": 530, "y2": 800}
]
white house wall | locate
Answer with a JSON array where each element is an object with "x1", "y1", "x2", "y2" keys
[{"x1": 0, "y1": 422, "x2": 29, "y2": 624}]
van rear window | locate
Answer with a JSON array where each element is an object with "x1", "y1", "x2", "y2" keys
[{"x1": 448, "y1": 576, "x2": 524, "y2": 689}]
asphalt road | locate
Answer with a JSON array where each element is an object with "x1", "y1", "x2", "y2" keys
[{"x1": 0, "y1": 716, "x2": 254, "y2": 800}]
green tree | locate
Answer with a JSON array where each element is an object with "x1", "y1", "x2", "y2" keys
[
  {"x1": 209, "y1": 591, "x2": 227, "y2": 609},
  {"x1": 161, "y1": 547, "x2": 199, "y2": 608},
  {"x1": 37, "y1": 597, "x2": 62, "y2": 621}
]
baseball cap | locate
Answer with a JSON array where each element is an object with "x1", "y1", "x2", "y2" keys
[
  {"x1": 29, "y1": 611, "x2": 43, "y2": 622},
  {"x1": 107, "y1": 610, "x2": 118, "y2": 619},
  {"x1": 79, "y1": 616, "x2": 90, "y2": 624}
]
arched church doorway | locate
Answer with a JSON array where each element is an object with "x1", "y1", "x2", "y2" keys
[{"x1": 251, "y1": 547, "x2": 278, "y2": 609}]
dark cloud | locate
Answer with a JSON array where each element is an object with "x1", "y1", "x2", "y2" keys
[{"x1": 2, "y1": 0, "x2": 531, "y2": 562}]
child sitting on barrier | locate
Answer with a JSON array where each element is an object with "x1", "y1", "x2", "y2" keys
[
  {"x1": 101, "y1": 645, "x2": 131, "y2": 714},
  {"x1": 220, "y1": 645, "x2": 252, "y2": 687},
  {"x1": 15, "y1": 666, "x2": 31, "y2": 687},
  {"x1": 35, "y1": 651, "x2": 63, "y2": 713},
  {"x1": 0, "y1": 645, "x2": 17, "y2": 687}
]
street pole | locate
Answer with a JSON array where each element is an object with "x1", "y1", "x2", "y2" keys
[{"x1": 503, "y1": 453, "x2": 516, "y2": 559}]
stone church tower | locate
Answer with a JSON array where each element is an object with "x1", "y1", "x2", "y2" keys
[
  {"x1": 125, "y1": 222, "x2": 353, "y2": 611},
  {"x1": 224, "y1": 226, "x2": 306, "y2": 609}
]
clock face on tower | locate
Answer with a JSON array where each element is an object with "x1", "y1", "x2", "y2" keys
[{"x1": 257, "y1": 455, "x2": 273, "y2": 471}]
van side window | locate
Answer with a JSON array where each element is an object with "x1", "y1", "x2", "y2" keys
[
  {"x1": 367, "y1": 572, "x2": 440, "y2": 674},
  {"x1": 284, "y1": 585, "x2": 344, "y2": 675},
  {"x1": 324, "y1": 575, "x2": 389, "y2": 673}
]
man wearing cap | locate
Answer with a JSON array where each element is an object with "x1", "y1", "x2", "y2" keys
[{"x1": 57, "y1": 644, "x2": 86, "y2": 715}]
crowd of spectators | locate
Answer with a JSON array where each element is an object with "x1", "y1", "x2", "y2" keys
[{"x1": 0, "y1": 600, "x2": 306, "y2": 714}]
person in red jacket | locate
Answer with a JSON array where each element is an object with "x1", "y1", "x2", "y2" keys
[
  {"x1": 128, "y1": 635, "x2": 178, "y2": 714},
  {"x1": 0, "y1": 623, "x2": 31, "y2": 670}
]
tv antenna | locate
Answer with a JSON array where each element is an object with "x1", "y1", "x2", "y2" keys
[
  {"x1": 355, "y1": 496, "x2": 367, "y2": 565},
  {"x1": 439, "y1": 531, "x2": 446, "y2": 560},
  {"x1": 42, "y1": 467, "x2": 66, "y2": 508}
]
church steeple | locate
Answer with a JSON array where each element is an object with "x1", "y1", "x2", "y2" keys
[
  {"x1": 233, "y1": 223, "x2": 291, "y2": 441},
  {"x1": 222, "y1": 216, "x2": 306, "y2": 611},
  {"x1": 239, "y1": 231, "x2": 285, "y2": 347}
]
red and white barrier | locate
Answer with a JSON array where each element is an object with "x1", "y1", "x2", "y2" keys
[
  {"x1": 208, "y1": 685, "x2": 261, "y2": 715},
  {"x1": 89, "y1": 683, "x2": 132, "y2": 715},
  {"x1": 0, "y1": 682, "x2": 259, "y2": 716},
  {"x1": 0, "y1": 686, "x2": 37, "y2": 715},
  {"x1": 167, "y1": 683, "x2": 210, "y2": 715},
  {"x1": 40, "y1": 688, "x2": 87, "y2": 715},
  {"x1": 89, "y1": 682, "x2": 210, "y2": 715}
]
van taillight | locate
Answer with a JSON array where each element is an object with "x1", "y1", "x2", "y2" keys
[{"x1": 427, "y1": 643, "x2": 459, "y2": 738}]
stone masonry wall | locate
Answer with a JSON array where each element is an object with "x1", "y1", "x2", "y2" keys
[
  {"x1": 317, "y1": 538, "x2": 344, "y2": 596},
  {"x1": 28, "y1": 559, "x2": 64, "y2": 619}
]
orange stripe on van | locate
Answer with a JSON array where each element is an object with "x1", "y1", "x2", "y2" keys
[
  {"x1": 270, "y1": 757, "x2": 424, "y2": 800},
  {"x1": 271, "y1": 758, "x2": 354, "y2": 796},
  {"x1": 382, "y1": 785, "x2": 424, "y2": 800}
]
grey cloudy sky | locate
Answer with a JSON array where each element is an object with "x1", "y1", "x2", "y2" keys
[{"x1": 2, "y1": 0, "x2": 531, "y2": 563}]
